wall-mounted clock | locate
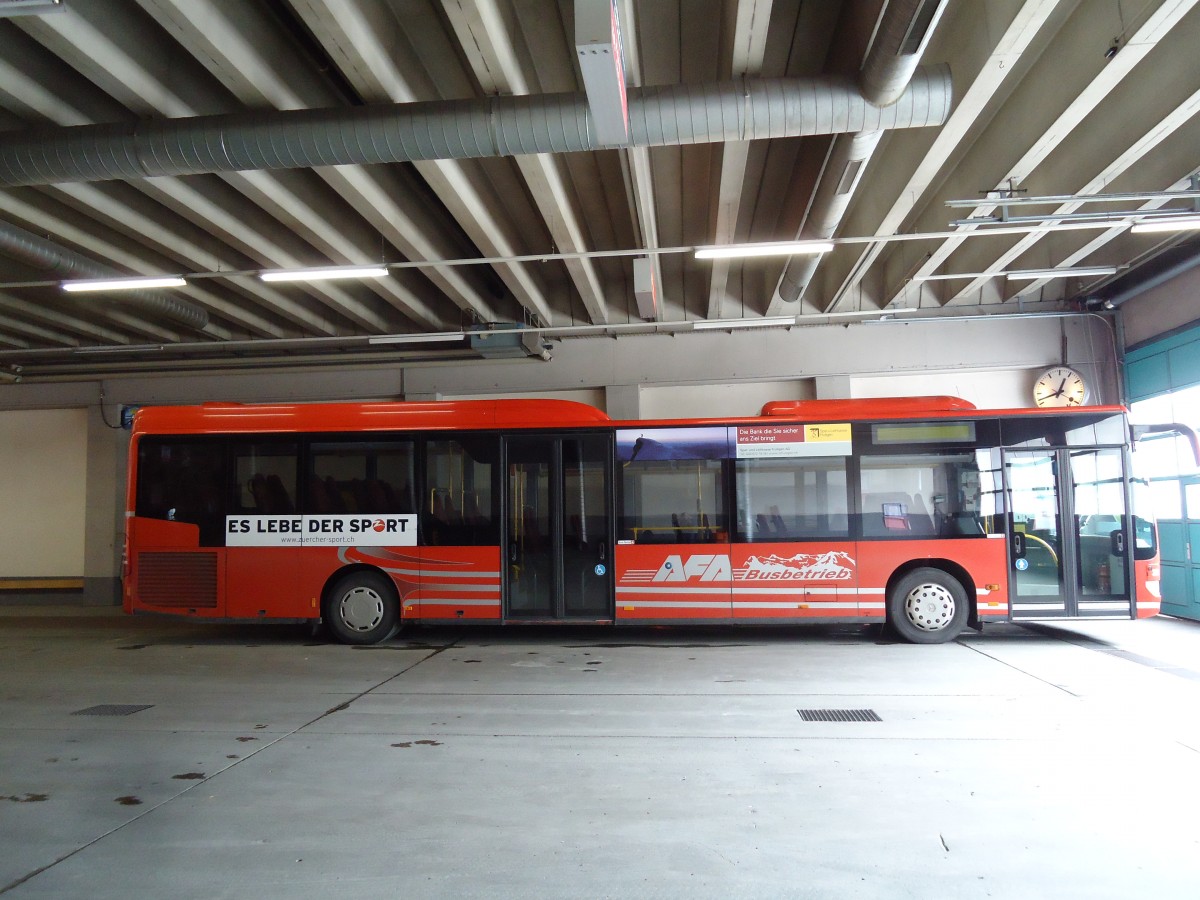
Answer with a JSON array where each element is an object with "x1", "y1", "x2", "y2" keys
[{"x1": 1033, "y1": 366, "x2": 1088, "y2": 407}]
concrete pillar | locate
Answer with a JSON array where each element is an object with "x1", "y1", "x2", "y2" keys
[
  {"x1": 83, "y1": 401, "x2": 125, "y2": 605},
  {"x1": 814, "y1": 375, "x2": 853, "y2": 399},
  {"x1": 604, "y1": 384, "x2": 642, "y2": 420}
]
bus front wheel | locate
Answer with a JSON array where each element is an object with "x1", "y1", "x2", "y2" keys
[
  {"x1": 324, "y1": 570, "x2": 400, "y2": 645},
  {"x1": 887, "y1": 568, "x2": 968, "y2": 644}
]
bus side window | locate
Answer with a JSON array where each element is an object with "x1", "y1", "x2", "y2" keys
[
  {"x1": 425, "y1": 437, "x2": 498, "y2": 546},
  {"x1": 135, "y1": 438, "x2": 227, "y2": 546},
  {"x1": 621, "y1": 459, "x2": 727, "y2": 544},
  {"x1": 233, "y1": 442, "x2": 297, "y2": 515},
  {"x1": 859, "y1": 452, "x2": 983, "y2": 540},
  {"x1": 308, "y1": 440, "x2": 416, "y2": 517},
  {"x1": 734, "y1": 456, "x2": 848, "y2": 542}
]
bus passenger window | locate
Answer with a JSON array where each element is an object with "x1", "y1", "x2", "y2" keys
[
  {"x1": 734, "y1": 457, "x2": 848, "y2": 542},
  {"x1": 308, "y1": 440, "x2": 416, "y2": 515},
  {"x1": 424, "y1": 437, "x2": 498, "y2": 545},
  {"x1": 134, "y1": 438, "x2": 226, "y2": 546},
  {"x1": 620, "y1": 459, "x2": 726, "y2": 544},
  {"x1": 859, "y1": 453, "x2": 984, "y2": 539},
  {"x1": 233, "y1": 442, "x2": 297, "y2": 514}
]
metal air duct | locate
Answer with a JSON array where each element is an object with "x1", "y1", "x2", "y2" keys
[
  {"x1": 0, "y1": 68, "x2": 952, "y2": 187},
  {"x1": 0, "y1": 219, "x2": 209, "y2": 330},
  {"x1": 776, "y1": 0, "x2": 950, "y2": 305}
]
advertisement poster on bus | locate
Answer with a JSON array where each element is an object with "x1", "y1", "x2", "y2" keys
[
  {"x1": 615, "y1": 424, "x2": 851, "y2": 461},
  {"x1": 225, "y1": 514, "x2": 417, "y2": 547}
]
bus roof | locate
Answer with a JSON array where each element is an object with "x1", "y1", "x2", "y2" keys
[{"x1": 131, "y1": 395, "x2": 1128, "y2": 436}]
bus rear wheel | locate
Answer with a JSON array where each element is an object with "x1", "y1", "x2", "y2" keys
[
  {"x1": 888, "y1": 567, "x2": 968, "y2": 644},
  {"x1": 324, "y1": 570, "x2": 400, "y2": 645}
]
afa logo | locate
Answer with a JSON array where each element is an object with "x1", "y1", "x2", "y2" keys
[{"x1": 652, "y1": 554, "x2": 732, "y2": 582}]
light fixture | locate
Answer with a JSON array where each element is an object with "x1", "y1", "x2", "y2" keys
[
  {"x1": 259, "y1": 265, "x2": 389, "y2": 283},
  {"x1": 367, "y1": 332, "x2": 466, "y2": 345},
  {"x1": 72, "y1": 344, "x2": 165, "y2": 354},
  {"x1": 62, "y1": 276, "x2": 187, "y2": 293},
  {"x1": 692, "y1": 316, "x2": 796, "y2": 331},
  {"x1": 694, "y1": 241, "x2": 834, "y2": 260},
  {"x1": 1005, "y1": 266, "x2": 1118, "y2": 280},
  {"x1": 910, "y1": 271, "x2": 1006, "y2": 282},
  {"x1": 1131, "y1": 216, "x2": 1200, "y2": 233}
]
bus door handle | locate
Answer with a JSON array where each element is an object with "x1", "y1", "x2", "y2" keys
[
  {"x1": 1110, "y1": 530, "x2": 1125, "y2": 555},
  {"x1": 597, "y1": 540, "x2": 607, "y2": 562},
  {"x1": 509, "y1": 542, "x2": 518, "y2": 563},
  {"x1": 1012, "y1": 532, "x2": 1026, "y2": 559}
]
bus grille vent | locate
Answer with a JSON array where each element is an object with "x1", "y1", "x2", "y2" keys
[
  {"x1": 138, "y1": 552, "x2": 218, "y2": 609},
  {"x1": 797, "y1": 708, "x2": 881, "y2": 722}
]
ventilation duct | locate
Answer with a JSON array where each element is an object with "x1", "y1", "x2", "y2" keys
[
  {"x1": 0, "y1": 68, "x2": 951, "y2": 187},
  {"x1": 776, "y1": 0, "x2": 950, "y2": 305},
  {"x1": 0, "y1": 219, "x2": 209, "y2": 330}
]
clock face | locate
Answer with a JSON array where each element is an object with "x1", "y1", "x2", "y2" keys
[{"x1": 1033, "y1": 366, "x2": 1088, "y2": 407}]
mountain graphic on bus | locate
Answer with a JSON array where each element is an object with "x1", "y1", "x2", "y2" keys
[{"x1": 740, "y1": 551, "x2": 855, "y2": 581}]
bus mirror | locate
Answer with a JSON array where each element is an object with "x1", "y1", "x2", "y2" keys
[
  {"x1": 1132, "y1": 423, "x2": 1200, "y2": 467},
  {"x1": 1110, "y1": 530, "x2": 1124, "y2": 555}
]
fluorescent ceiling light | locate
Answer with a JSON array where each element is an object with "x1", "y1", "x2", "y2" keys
[
  {"x1": 62, "y1": 276, "x2": 187, "y2": 293},
  {"x1": 693, "y1": 316, "x2": 796, "y2": 331},
  {"x1": 367, "y1": 332, "x2": 465, "y2": 345},
  {"x1": 1005, "y1": 266, "x2": 1118, "y2": 280},
  {"x1": 72, "y1": 344, "x2": 164, "y2": 354},
  {"x1": 259, "y1": 266, "x2": 389, "y2": 283},
  {"x1": 695, "y1": 241, "x2": 834, "y2": 260},
  {"x1": 1131, "y1": 216, "x2": 1200, "y2": 233},
  {"x1": 910, "y1": 271, "x2": 1006, "y2": 282}
]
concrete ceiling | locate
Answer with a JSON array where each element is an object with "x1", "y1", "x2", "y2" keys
[{"x1": 0, "y1": 0, "x2": 1198, "y2": 379}]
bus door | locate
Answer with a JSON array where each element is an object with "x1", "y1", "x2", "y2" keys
[
  {"x1": 1005, "y1": 448, "x2": 1132, "y2": 620},
  {"x1": 1157, "y1": 475, "x2": 1200, "y2": 620},
  {"x1": 504, "y1": 434, "x2": 613, "y2": 620}
]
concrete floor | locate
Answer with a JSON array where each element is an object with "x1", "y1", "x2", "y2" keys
[{"x1": 2, "y1": 609, "x2": 1199, "y2": 899}]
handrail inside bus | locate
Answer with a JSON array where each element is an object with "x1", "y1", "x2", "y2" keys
[{"x1": 1132, "y1": 422, "x2": 1200, "y2": 467}]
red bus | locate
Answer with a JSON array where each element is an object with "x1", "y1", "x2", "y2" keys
[{"x1": 124, "y1": 396, "x2": 1159, "y2": 644}]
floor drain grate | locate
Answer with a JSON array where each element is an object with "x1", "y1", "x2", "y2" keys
[
  {"x1": 798, "y1": 708, "x2": 881, "y2": 722},
  {"x1": 72, "y1": 704, "x2": 154, "y2": 717}
]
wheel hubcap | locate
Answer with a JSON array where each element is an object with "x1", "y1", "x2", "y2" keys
[
  {"x1": 339, "y1": 587, "x2": 384, "y2": 632},
  {"x1": 903, "y1": 582, "x2": 955, "y2": 632}
]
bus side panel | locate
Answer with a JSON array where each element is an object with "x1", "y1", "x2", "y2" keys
[
  {"x1": 731, "y1": 541, "x2": 857, "y2": 619},
  {"x1": 854, "y1": 537, "x2": 1011, "y2": 622},
  {"x1": 414, "y1": 546, "x2": 501, "y2": 621},
  {"x1": 126, "y1": 517, "x2": 226, "y2": 618},
  {"x1": 613, "y1": 543, "x2": 733, "y2": 621},
  {"x1": 299, "y1": 545, "x2": 501, "y2": 622},
  {"x1": 226, "y1": 547, "x2": 304, "y2": 619},
  {"x1": 1135, "y1": 557, "x2": 1161, "y2": 618}
]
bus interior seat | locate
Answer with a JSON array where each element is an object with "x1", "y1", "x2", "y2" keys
[{"x1": 862, "y1": 492, "x2": 915, "y2": 537}]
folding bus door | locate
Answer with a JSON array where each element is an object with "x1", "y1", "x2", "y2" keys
[
  {"x1": 505, "y1": 434, "x2": 613, "y2": 620},
  {"x1": 1005, "y1": 448, "x2": 1132, "y2": 620}
]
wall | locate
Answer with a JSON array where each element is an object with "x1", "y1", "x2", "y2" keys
[
  {"x1": 1120, "y1": 260, "x2": 1200, "y2": 349},
  {"x1": 0, "y1": 408, "x2": 88, "y2": 578},
  {"x1": 0, "y1": 313, "x2": 1120, "y2": 599}
]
